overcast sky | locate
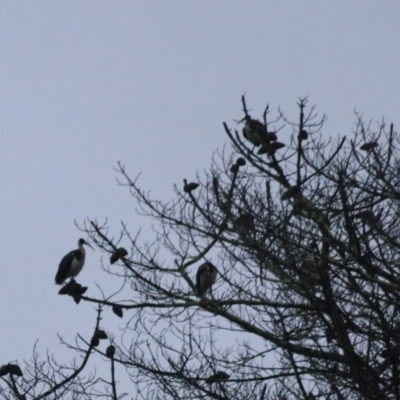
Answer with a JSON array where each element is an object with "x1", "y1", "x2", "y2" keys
[{"x1": 1, "y1": 1, "x2": 399, "y2": 395}]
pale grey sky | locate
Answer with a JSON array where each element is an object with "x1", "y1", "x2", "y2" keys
[{"x1": 0, "y1": 0, "x2": 399, "y2": 393}]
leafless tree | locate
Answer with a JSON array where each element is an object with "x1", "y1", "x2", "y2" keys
[{"x1": 3, "y1": 97, "x2": 400, "y2": 400}]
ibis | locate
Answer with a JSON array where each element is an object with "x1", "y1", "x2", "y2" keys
[
  {"x1": 183, "y1": 179, "x2": 199, "y2": 193},
  {"x1": 242, "y1": 116, "x2": 266, "y2": 147},
  {"x1": 205, "y1": 371, "x2": 230, "y2": 384},
  {"x1": 360, "y1": 141, "x2": 378, "y2": 152},
  {"x1": 55, "y1": 238, "x2": 93, "y2": 285},
  {"x1": 196, "y1": 262, "x2": 218, "y2": 297}
]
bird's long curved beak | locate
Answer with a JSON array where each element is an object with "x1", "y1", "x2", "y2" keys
[{"x1": 83, "y1": 240, "x2": 94, "y2": 251}]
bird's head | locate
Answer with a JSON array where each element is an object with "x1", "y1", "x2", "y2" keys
[{"x1": 78, "y1": 238, "x2": 94, "y2": 251}]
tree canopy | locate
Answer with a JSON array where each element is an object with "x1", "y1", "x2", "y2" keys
[{"x1": 2, "y1": 97, "x2": 400, "y2": 400}]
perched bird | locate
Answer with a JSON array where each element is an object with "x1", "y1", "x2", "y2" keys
[
  {"x1": 55, "y1": 239, "x2": 93, "y2": 285},
  {"x1": 183, "y1": 179, "x2": 199, "y2": 193},
  {"x1": 360, "y1": 141, "x2": 378, "y2": 152},
  {"x1": 110, "y1": 247, "x2": 128, "y2": 264},
  {"x1": 196, "y1": 262, "x2": 218, "y2": 297},
  {"x1": 205, "y1": 371, "x2": 230, "y2": 384},
  {"x1": 242, "y1": 117, "x2": 266, "y2": 147}
]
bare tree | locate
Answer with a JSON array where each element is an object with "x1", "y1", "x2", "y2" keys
[{"x1": 3, "y1": 97, "x2": 400, "y2": 400}]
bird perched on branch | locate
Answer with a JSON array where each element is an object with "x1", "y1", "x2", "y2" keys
[
  {"x1": 205, "y1": 371, "x2": 230, "y2": 384},
  {"x1": 242, "y1": 116, "x2": 266, "y2": 147},
  {"x1": 183, "y1": 179, "x2": 199, "y2": 193},
  {"x1": 55, "y1": 239, "x2": 93, "y2": 285},
  {"x1": 360, "y1": 141, "x2": 378, "y2": 152},
  {"x1": 196, "y1": 262, "x2": 218, "y2": 297}
]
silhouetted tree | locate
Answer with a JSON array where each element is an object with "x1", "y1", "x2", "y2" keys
[{"x1": 3, "y1": 97, "x2": 400, "y2": 400}]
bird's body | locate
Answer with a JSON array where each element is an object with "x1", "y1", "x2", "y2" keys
[
  {"x1": 55, "y1": 239, "x2": 93, "y2": 285},
  {"x1": 196, "y1": 262, "x2": 218, "y2": 297},
  {"x1": 205, "y1": 371, "x2": 230, "y2": 384},
  {"x1": 243, "y1": 118, "x2": 266, "y2": 147},
  {"x1": 183, "y1": 179, "x2": 199, "y2": 193}
]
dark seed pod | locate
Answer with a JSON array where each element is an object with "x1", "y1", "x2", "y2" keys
[
  {"x1": 112, "y1": 304, "x2": 123, "y2": 318},
  {"x1": 236, "y1": 157, "x2": 246, "y2": 166},
  {"x1": 72, "y1": 294, "x2": 81, "y2": 304},
  {"x1": 58, "y1": 284, "x2": 71, "y2": 295},
  {"x1": 94, "y1": 329, "x2": 108, "y2": 340},
  {"x1": 257, "y1": 144, "x2": 272, "y2": 155},
  {"x1": 265, "y1": 132, "x2": 277, "y2": 141},
  {"x1": 64, "y1": 281, "x2": 88, "y2": 303},
  {"x1": 110, "y1": 247, "x2": 128, "y2": 264},
  {"x1": 230, "y1": 164, "x2": 239, "y2": 174},
  {"x1": 183, "y1": 179, "x2": 199, "y2": 193},
  {"x1": 106, "y1": 345, "x2": 116, "y2": 359},
  {"x1": 90, "y1": 336, "x2": 100, "y2": 347},
  {"x1": 205, "y1": 371, "x2": 230, "y2": 384},
  {"x1": 270, "y1": 141, "x2": 285, "y2": 150},
  {"x1": 8, "y1": 364, "x2": 23, "y2": 376},
  {"x1": 0, "y1": 365, "x2": 10, "y2": 377},
  {"x1": 360, "y1": 142, "x2": 378, "y2": 151},
  {"x1": 78, "y1": 286, "x2": 88, "y2": 295},
  {"x1": 299, "y1": 130, "x2": 308, "y2": 140}
]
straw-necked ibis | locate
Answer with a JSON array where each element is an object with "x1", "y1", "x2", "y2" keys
[
  {"x1": 242, "y1": 117, "x2": 266, "y2": 147},
  {"x1": 183, "y1": 179, "x2": 199, "y2": 193},
  {"x1": 196, "y1": 262, "x2": 217, "y2": 297},
  {"x1": 55, "y1": 239, "x2": 93, "y2": 285}
]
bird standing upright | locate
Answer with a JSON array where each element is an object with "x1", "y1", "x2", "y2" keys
[
  {"x1": 196, "y1": 262, "x2": 218, "y2": 297},
  {"x1": 242, "y1": 117, "x2": 265, "y2": 147},
  {"x1": 55, "y1": 238, "x2": 93, "y2": 285}
]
